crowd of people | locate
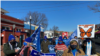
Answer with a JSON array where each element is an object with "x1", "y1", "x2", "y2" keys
[
  {"x1": 3, "y1": 34, "x2": 97, "y2": 56},
  {"x1": 40, "y1": 36, "x2": 97, "y2": 56}
]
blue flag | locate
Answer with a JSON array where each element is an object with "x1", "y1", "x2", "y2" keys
[
  {"x1": 30, "y1": 25, "x2": 41, "y2": 52},
  {"x1": 65, "y1": 29, "x2": 77, "y2": 47},
  {"x1": 69, "y1": 29, "x2": 77, "y2": 40}
]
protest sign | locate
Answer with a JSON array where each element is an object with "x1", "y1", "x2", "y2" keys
[
  {"x1": 62, "y1": 32, "x2": 68, "y2": 38},
  {"x1": 48, "y1": 45, "x2": 55, "y2": 53},
  {"x1": 31, "y1": 49, "x2": 56, "y2": 56},
  {"x1": 77, "y1": 24, "x2": 95, "y2": 38}
]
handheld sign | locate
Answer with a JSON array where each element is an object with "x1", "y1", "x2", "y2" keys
[
  {"x1": 48, "y1": 45, "x2": 55, "y2": 53},
  {"x1": 77, "y1": 24, "x2": 95, "y2": 38},
  {"x1": 62, "y1": 32, "x2": 68, "y2": 38}
]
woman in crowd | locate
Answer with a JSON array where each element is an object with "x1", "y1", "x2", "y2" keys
[
  {"x1": 62, "y1": 39, "x2": 85, "y2": 56},
  {"x1": 55, "y1": 36, "x2": 67, "y2": 56},
  {"x1": 19, "y1": 37, "x2": 34, "y2": 56},
  {"x1": 55, "y1": 36, "x2": 67, "y2": 51}
]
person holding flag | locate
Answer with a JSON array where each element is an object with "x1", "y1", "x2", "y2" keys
[
  {"x1": 19, "y1": 37, "x2": 34, "y2": 56},
  {"x1": 41, "y1": 36, "x2": 50, "y2": 53}
]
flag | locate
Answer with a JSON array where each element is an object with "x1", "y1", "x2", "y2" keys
[
  {"x1": 30, "y1": 25, "x2": 41, "y2": 52},
  {"x1": 65, "y1": 29, "x2": 77, "y2": 47},
  {"x1": 69, "y1": 29, "x2": 77, "y2": 40}
]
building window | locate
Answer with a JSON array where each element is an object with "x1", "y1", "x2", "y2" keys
[
  {"x1": 2, "y1": 26, "x2": 10, "y2": 30},
  {"x1": 17, "y1": 29, "x2": 21, "y2": 32},
  {"x1": 25, "y1": 30, "x2": 28, "y2": 32}
]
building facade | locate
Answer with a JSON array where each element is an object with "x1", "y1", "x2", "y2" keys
[{"x1": 1, "y1": 8, "x2": 27, "y2": 45}]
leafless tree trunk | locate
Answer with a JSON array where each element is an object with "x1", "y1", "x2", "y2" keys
[{"x1": 50, "y1": 25, "x2": 59, "y2": 37}]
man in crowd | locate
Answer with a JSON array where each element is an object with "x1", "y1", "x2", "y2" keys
[
  {"x1": 81, "y1": 38, "x2": 96, "y2": 55},
  {"x1": 41, "y1": 36, "x2": 50, "y2": 53},
  {"x1": 3, "y1": 35, "x2": 20, "y2": 56}
]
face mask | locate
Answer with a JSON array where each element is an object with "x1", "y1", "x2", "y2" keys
[
  {"x1": 70, "y1": 45, "x2": 77, "y2": 50},
  {"x1": 23, "y1": 42, "x2": 27, "y2": 46},
  {"x1": 58, "y1": 42, "x2": 62, "y2": 44},
  {"x1": 10, "y1": 41, "x2": 15, "y2": 45}
]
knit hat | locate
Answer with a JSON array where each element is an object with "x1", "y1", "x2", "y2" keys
[
  {"x1": 70, "y1": 39, "x2": 78, "y2": 42},
  {"x1": 25, "y1": 37, "x2": 32, "y2": 43},
  {"x1": 58, "y1": 36, "x2": 63, "y2": 41},
  {"x1": 44, "y1": 36, "x2": 47, "y2": 39},
  {"x1": 8, "y1": 35, "x2": 15, "y2": 41}
]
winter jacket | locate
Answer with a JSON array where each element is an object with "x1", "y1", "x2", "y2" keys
[
  {"x1": 41, "y1": 40, "x2": 50, "y2": 53},
  {"x1": 3, "y1": 42, "x2": 20, "y2": 56},
  {"x1": 81, "y1": 40, "x2": 96, "y2": 54},
  {"x1": 62, "y1": 49, "x2": 85, "y2": 56}
]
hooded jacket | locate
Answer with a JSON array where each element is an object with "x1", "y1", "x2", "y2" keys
[{"x1": 3, "y1": 35, "x2": 20, "y2": 56}]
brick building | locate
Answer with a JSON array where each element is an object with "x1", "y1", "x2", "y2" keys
[{"x1": 1, "y1": 8, "x2": 27, "y2": 46}]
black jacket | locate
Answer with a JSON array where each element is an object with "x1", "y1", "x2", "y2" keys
[{"x1": 81, "y1": 40, "x2": 96, "y2": 54}]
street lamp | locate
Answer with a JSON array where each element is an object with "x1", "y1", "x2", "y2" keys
[
  {"x1": 13, "y1": 24, "x2": 15, "y2": 35},
  {"x1": 30, "y1": 16, "x2": 32, "y2": 36}
]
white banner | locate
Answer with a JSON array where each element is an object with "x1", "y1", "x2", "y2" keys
[{"x1": 77, "y1": 24, "x2": 95, "y2": 38}]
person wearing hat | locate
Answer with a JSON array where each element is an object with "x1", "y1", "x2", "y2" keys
[
  {"x1": 3, "y1": 35, "x2": 20, "y2": 56},
  {"x1": 55, "y1": 36, "x2": 67, "y2": 52},
  {"x1": 62, "y1": 39, "x2": 85, "y2": 56},
  {"x1": 41, "y1": 36, "x2": 50, "y2": 53},
  {"x1": 55, "y1": 36, "x2": 67, "y2": 56},
  {"x1": 19, "y1": 37, "x2": 34, "y2": 56}
]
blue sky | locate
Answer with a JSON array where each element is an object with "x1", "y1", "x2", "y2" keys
[{"x1": 1, "y1": 1, "x2": 100, "y2": 32}]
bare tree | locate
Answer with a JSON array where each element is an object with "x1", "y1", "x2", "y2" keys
[
  {"x1": 50, "y1": 25, "x2": 59, "y2": 37},
  {"x1": 88, "y1": 2, "x2": 100, "y2": 13},
  {"x1": 21, "y1": 11, "x2": 48, "y2": 30}
]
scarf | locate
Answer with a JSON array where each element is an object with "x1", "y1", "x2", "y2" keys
[
  {"x1": 72, "y1": 49, "x2": 77, "y2": 56},
  {"x1": 20, "y1": 46, "x2": 28, "y2": 56}
]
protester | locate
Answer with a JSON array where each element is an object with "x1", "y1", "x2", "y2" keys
[
  {"x1": 55, "y1": 36, "x2": 67, "y2": 56},
  {"x1": 74, "y1": 36, "x2": 82, "y2": 48},
  {"x1": 55, "y1": 36, "x2": 67, "y2": 52},
  {"x1": 62, "y1": 39, "x2": 85, "y2": 56},
  {"x1": 15, "y1": 36, "x2": 19, "y2": 42},
  {"x1": 19, "y1": 37, "x2": 34, "y2": 56},
  {"x1": 81, "y1": 38, "x2": 96, "y2": 55},
  {"x1": 63, "y1": 36, "x2": 68, "y2": 46},
  {"x1": 3, "y1": 35, "x2": 20, "y2": 56},
  {"x1": 63, "y1": 36, "x2": 70, "y2": 47},
  {"x1": 41, "y1": 36, "x2": 50, "y2": 53},
  {"x1": 51, "y1": 37, "x2": 56, "y2": 45}
]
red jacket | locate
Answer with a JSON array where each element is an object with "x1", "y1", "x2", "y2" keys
[{"x1": 55, "y1": 43, "x2": 67, "y2": 51}]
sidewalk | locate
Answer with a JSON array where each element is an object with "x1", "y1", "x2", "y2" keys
[{"x1": 1, "y1": 45, "x2": 4, "y2": 56}]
